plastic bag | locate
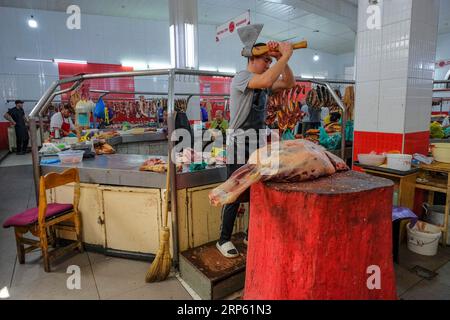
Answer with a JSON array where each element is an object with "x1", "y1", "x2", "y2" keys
[
  {"x1": 282, "y1": 129, "x2": 296, "y2": 141},
  {"x1": 39, "y1": 143, "x2": 63, "y2": 155},
  {"x1": 319, "y1": 127, "x2": 341, "y2": 150},
  {"x1": 345, "y1": 120, "x2": 354, "y2": 142},
  {"x1": 444, "y1": 126, "x2": 450, "y2": 138},
  {"x1": 94, "y1": 98, "x2": 106, "y2": 119}
]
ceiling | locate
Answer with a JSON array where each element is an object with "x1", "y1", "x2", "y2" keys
[{"x1": 0, "y1": 0, "x2": 448, "y2": 55}]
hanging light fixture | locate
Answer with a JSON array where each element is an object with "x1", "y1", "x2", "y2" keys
[{"x1": 28, "y1": 15, "x2": 38, "y2": 28}]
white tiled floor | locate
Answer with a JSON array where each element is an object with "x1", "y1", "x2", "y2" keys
[
  {"x1": 0, "y1": 153, "x2": 32, "y2": 167},
  {"x1": 0, "y1": 163, "x2": 449, "y2": 300}
]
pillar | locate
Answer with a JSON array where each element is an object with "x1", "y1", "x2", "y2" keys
[
  {"x1": 169, "y1": 0, "x2": 200, "y2": 121},
  {"x1": 353, "y1": 0, "x2": 440, "y2": 158}
]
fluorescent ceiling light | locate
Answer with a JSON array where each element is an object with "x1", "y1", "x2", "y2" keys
[
  {"x1": 147, "y1": 62, "x2": 172, "y2": 69},
  {"x1": 121, "y1": 61, "x2": 148, "y2": 70},
  {"x1": 170, "y1": 25, "x2": 176, "y2": 68},
  {"x1": 16, "y1": 57, "x2": 53, "y2": 63},
  {"x1": 54, "y1": 58, "x2": 87, "y2": 64},
  {"x1": 28, "y1": 16, "x2": 38, "y2": 28},
  {"x1": 218, "y1": 68, "x2": 236, "y2": 74},
  {"x1": 301, "y1": 74, "x2": 313, "y2": 78},
  {"x1": 200, "y1": 66, "x2": 218, "y2": 72},
  {"x1": 184, "y1": 23, "x2": 195, "y2": 69}
]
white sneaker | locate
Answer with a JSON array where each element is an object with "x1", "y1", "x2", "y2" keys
[{"x1": 216, "y1": 241, "x2": 239, "y2": 258}]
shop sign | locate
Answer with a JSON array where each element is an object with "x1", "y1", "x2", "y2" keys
[
  {"x1": 436, "y1": 59, "x2": 450, "y2": 68},
  {"x1": 216, "y1": 10, "x2": 251, "y2": 42}
]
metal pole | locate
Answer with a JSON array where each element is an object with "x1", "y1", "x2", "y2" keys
[
  {"x1": 295, "y1": 77, "x2": 355, "y2": 85},
  {"x1": 29, "y1": 119, "x2": 40, "y2": 203},
  {"x1": 39, "y1": 80, "x2": 83, "y2": 117},
  {"x1": 81, "y1": 69, "x2": 170, "y2": 81},
  {"x1": 38, "y1": 116, "x2": 44, "y2": 147},
  {"x1": 167, "y1": 69, "x2": 180, "y2": 268},
  {"x1": 324, "y1": 83, "x2": 347, "y2": 160},
  {"x1": 30, "y1": 81, "x2": 60, "y2": 117}
]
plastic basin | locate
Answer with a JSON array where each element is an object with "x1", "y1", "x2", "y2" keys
[
  {"x1": 57, "y1": 150, "x2": 85, "y2": 164},
  {"x1": 431, "y1": 143, "x2": 450, "y2": 163},
  {"x1": 358, "y1": 154, "x2": 386, "y2": 166}
]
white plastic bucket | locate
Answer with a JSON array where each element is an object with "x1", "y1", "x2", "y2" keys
[
  {"x1": 431, "y1": 143, "x2": 450, "y2": 163},
  {"x1": 386, "y1": 154, "x2": 412, "y2": 171},
  {"x1": 423, "y1": 203, "x2": 450, "y2": 245},
  {"x1": 407, "y1": 221, "x2": 442, "y2": 256}
]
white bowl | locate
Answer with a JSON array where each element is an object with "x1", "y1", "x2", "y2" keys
[
  {"x1": 358, "y1": 154, "x2": 386, "y2": 166},
  {"x1": 431, "y1": 143, "x2": 450, "y2": 163}
]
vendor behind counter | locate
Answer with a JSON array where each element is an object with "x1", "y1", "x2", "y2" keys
[{"x1": 50, "y1": 104, "x2": 76, "y2": 138}]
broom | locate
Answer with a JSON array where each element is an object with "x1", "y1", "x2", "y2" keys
[{"x1": 145, "y1": 159, "x2": 172, "y2": 283}]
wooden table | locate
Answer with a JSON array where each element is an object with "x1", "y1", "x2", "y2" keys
[
  {"x1": 355, "y1": 162, "x2": 418, "y2": 210},
  {"x1": 416, "y1": 161, "x2": 450, "y2": 246}
]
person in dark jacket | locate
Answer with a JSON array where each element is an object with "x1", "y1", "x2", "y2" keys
[{"x1": 4, "y1": 100, "x2": 29, "y2": 155}]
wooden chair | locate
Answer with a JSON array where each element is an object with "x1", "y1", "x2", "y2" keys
[{"x1": 2, "y1": 168, "x2": 83, "y2": 272}]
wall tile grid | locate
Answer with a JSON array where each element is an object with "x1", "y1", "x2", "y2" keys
[
  {"x1": 354, "y1": 80, "x2": 380, "y2": 132},
  {"x1": 354, "y1": 0, "x2": 439, "y2": 154},
  {"x1": 405, "y1": 78, "x2": 434, "y2": 133},
  {"x1": 403, "y1": 131, "x2": 430, "y2": 155},
  {"x1": 353, "y1": 131, "x2": 404, "y2": 159},
  {"x1": 378, "y1": 78, "x2": 407, "y2": 133}
]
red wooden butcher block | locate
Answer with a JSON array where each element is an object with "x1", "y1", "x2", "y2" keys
[{"x1": 244, "y1": 170, "x2": 397, "y2": 300}]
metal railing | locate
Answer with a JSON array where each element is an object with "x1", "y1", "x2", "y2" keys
[
  {"x1": 28, "y1": 68, "x2": 235, "y2": 267},
  {"x1": 296, "y1": 77, "x2": 354, "y2": 160},
  {"x1": 28, "y1": 69, "x2": 352, "y2": 267}
]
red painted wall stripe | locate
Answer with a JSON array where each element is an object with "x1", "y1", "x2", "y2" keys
[{"x1": 0, "y1": 122, "x2": 10, "y2": 150}]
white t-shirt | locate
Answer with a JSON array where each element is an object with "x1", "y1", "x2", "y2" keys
[{"x1": 50, "y1": 112, "x2": 75, "y2": 131}]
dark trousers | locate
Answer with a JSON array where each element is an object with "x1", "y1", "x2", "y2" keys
[
  {"x1": 15, "y1": 127, "x2": 29, "y2": 153},
  {"x1": 219, "y1": 139, "x2": 254, "y2": 243}
]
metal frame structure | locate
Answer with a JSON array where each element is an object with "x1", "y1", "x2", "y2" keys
[
  {"x1": 28, "y1": 69, "x2": 351, "y2": 267},
  {"x1": 295, "y1": 77, "x2": 354, "y2": 160}
]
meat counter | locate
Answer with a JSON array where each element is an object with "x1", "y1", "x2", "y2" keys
[{"x1": 40, "y1": 154, "x2": 249, "y2": 261}]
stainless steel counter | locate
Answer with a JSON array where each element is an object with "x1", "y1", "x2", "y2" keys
[
  {"x1": 106, "y1": 132, "x2": 167, "y2": 146},
  {"x1": 40, "y1": 145, "x2": 353, "y2": 190},
  {"x1": 41, "y1": 154, "x2": 227, "y2": 189}
]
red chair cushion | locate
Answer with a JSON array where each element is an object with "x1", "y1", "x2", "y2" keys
[{"x1": 3, "y1": 203, "x2": 74, "y2": 228}]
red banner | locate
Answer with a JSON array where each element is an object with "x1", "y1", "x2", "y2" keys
[
  {"x1": 58, "y1": 63, "x2": 135, "y2": 101},
  {"x1": 57, "y1": 63, "x2": 154, "y2": 124}
]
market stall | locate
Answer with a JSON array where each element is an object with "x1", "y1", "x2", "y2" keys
[{"x1": 29, "y1": 69, "x2": 354, "y2": 262}]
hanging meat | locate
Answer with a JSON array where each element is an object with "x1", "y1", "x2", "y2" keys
[
  {"x1": 266, "y1": 85, "x2": 304, "y2": 133},
  {"x1": 343, "y1": 86, "x2": 355, "y2": 120},
  {"x1": 175, "y1": 99, "x2": 188, "y2": 113},
  {"x1": 306, "y1": 89, "x2": 315, "y2": 109},
  {"x1": 209, "y1": 139, "x2": 348, "y2": 206}
]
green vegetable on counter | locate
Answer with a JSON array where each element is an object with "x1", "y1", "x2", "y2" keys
[{"x1": 430, "y1": 122, "x2": 445, "y2": 139}]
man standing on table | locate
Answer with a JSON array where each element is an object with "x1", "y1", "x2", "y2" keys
[
  {"x1": 4, "y1": 100, "x2": 29, "y2": 155},
  {"x1": 217, "y1": 34, "x2": 296, "y2": 258}
]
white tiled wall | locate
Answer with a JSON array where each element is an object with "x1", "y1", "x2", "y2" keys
[
  {"x1": 355, "y1": 0, "x2": 439, "y2": 135},
  {"x1": 382, "y1": 0, "x2": 412, "y2": 26},
  {"x1": 380, "y1": 20, "x2": 411, "y2": 80},
  {"x1": 378, "y1": 78, "x2": 407, "y2": 133},
  {"x1": 355, "y1": 29, "x2": 382, "y2": 82},
  {"x1": 354, "y1": 80, "x2": 380, "y2": 132},
  {"x1": 0, "y1": 6, "x2": 348, "y2": 116}
]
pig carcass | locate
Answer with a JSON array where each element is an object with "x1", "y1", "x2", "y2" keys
[{"x1": 209, "y1": 139, "x2": 348, "y2": 206}]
